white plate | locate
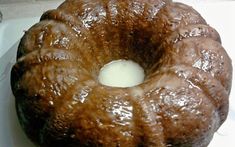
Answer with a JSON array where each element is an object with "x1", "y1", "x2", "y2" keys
[{"x1": 0, "y1": 2, "x2": 235, "y2": 147}]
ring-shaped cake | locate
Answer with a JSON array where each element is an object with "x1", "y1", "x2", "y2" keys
[{"x1": 11, "y1": 0, "x2": 232, "y2": 146}]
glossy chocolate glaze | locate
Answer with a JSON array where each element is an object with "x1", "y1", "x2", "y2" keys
[{"x1": 11, "y1": 0, "x2": 232, "y2": 146}]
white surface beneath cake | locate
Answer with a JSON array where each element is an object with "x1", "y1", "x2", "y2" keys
[
  {"x1": 98, "y1": 60, "x2": 145, "y2": 88},
  {"x1": 0, "y1": 1, "x2": 235, "y2": 147}
]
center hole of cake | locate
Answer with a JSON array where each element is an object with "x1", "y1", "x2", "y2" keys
[{"x1": 98, "y1": 59, "x2": 145, "y2": 88}]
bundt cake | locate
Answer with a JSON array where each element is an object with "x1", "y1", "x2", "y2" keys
[{"x1": 11, "y1": 0, "x2": 232, "y2": 146}]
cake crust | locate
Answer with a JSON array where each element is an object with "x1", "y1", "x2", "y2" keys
[{"x1": 11, "y1": 0, "x2": 232, "y2": 146}]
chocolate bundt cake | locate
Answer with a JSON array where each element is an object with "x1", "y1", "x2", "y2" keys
[{"x1": 11, "y1": 0, "x2": 232, "y2": 146}]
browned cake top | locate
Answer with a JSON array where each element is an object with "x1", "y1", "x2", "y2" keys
[{"x1": 11, "y1": 0, "x2": 232, "y2": 147}]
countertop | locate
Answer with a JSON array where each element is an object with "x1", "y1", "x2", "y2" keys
[{"x1": 0, "y1": 0, "x2": 63, "y2": 20}]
